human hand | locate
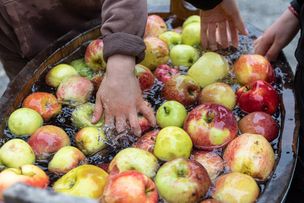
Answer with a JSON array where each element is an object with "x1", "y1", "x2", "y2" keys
[
  {"x1": 200, "y1": 0, "x2": 248, "y2": 50},
  {"x1": 254, "y1": 9, "x2": 299, "y2": 61},
  {"x1": 92, "y1": 54, "x2": 156, "y2": 136}
]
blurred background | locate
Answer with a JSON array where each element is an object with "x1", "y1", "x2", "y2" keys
[{"x1": 0, "y1": 0, "x2": 298, "y2": 96}]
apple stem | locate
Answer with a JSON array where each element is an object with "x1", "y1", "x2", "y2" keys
[{"x1": 164, "y1": 106, "x2": 170, "y2": 114}]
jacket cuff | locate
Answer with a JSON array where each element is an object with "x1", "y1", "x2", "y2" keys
[
  {"x1": 185, "y1": 0, "x2": 223, "y2": 10},
  {"x1": 291, "y1": 0, "x2": 302, "y2": 14},
  {"x1": 102, "y1": 32, "x2": 146, "y2": 64}
]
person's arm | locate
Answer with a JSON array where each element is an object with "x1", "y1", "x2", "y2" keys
[
  {"x1": 254, "y1": 3, "x2": 300, "y2": 61},
  {"x1": 92, "y1": 0, "x2": 156, "y2": 136}
]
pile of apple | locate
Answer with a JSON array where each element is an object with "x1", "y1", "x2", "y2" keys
[{"x1": 0, "y1": 14, "x2": 282, "y2": 203}]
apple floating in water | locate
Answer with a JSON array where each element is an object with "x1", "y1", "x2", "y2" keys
[
  {"x1": 170, "y1": 44, "x2": 200, "y2": 67},
  {"x1": 132, "y1": 130, "x2": 159, "y2": 153},
  {"x1": 182, "y1": 22, "x2": 201, "y2": 46},
  {"x1": 144, "y1": 15, "x2": 167, "y2": 38},
  {"x1": 45, "y1": 64, "x2": 78, "y2": 88},
  {"x1": 159, "y1": 31, "x2": 182, "y2": 49},
  {"x1": 154, "y1": 64, "x2": 180, "y2": 83},
  {"x1": 85, "y1": 39, "x2": 106, "y2": 71},
  {"x1": 135, "y1": 64, "x2": 155, "y2": 91}
]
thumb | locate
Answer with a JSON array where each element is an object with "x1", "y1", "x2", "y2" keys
[
  {"x1": 265, "y1": 41, "x2": 282, "y2": 62},
  {"x1": 92, "y1": 96, "x2": 103, "y2": 124}
]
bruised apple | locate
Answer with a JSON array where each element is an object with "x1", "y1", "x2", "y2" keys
[
  {"x1": 144, "y1": 15, "x2": 167, "y2": 37},
  {"x1": 237, "y1": 80, "x2": 279, "y2": 114},
  {"x1": 213, "y1": 172, "x2": 259, "y2": 203},
  {"x1": 85, "y1": 39, "x2": 106, "y2": 71},
  {"x1": 138, "y1": 114, "x2": 152, "y2": 134},
  {"x1": 45, "y1": 64, "x2": 78, "y2": 88},
  {"x1": 102, "y1": 171, "x2": 158, "y2": 203},
  {"x1": 132, "y1": 130, "x2": 159, "y2": 153},
  {"x1": 56, "y1": 76, "x2": 94, "y2": 106},
  {"x1": 28, "y1": 125, "x2": 70, "y2": 160},
  {"x1": 23, "y1": 92, "x2": 61, "y2": 121},
  {"x1": 0, "y1": 165, "x2": 49, "y2": 200},
  {"x1": 162, "y1": 75, "x2": 200, "y2": 106},
  {"x1": 155, "y1": 158, "x2": 211, "y2": 203},
  {"x1": 154, "y1": 64, "x2": 180, "y2": 83},
  {"x1": 223, "y1": 133, "x2": 275, "y2": 181},
  {"x1": 184, "y1": 103, "x2": 238, "y2": 150},
  {"x1": 141, "y1": 37, "x2": 169, "y2": 70},
  {"x1": 135, "y1": 64, "x2": 155, "y2": 91},
  {"x1": 234, "y1": 54, "x2": 275, "y2": 85},
  {"x1": 239, "y1": 112, "x2": 279, "y2": 142}
]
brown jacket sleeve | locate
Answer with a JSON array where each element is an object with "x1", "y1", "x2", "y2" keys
[{"x1": 100, "y1": 0, "x2": 147, "y2": 63}]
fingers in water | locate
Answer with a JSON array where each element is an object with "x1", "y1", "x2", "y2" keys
[{"x1": 92, "y1": 95, "x2": 103, "y2": 123}]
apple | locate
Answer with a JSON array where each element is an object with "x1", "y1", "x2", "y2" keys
[
  {"x1": 182, "y1": 22, "x2": 201, "y2": 46},
  {"x1": 156, "y1": 100, "x2": 187, "y2": 128},
  {"x1": 53, "y1": 164, "x2": 108, "y2": 199},
  {"x1": 70, "y1": 58, "x2": 94, "y2": 79},
  {"x1": 84, "y1": 39, "x2": 106, "y2": 71},
  {"x1": 183, "y1": 15, "x2": 200, "y2": 28},
  {"x1": 102, "y1": 170, "x2": 158, "y2": 203},
  {"x1": 212, "y1": 172, "x2": 259, "y2": 203},
  {"x1": 28, "y1": 125, "x2": 70, "y2": 160},
  {"x1": 141, "y1": 37, "x2": 169, "y2": 70},
  {"x1": 91, "y1": 72, "x2": 103, "y2": 92},
  {"x1": 48, "y1": 146, "x2": 86, "y2": 174},
  {"x1": 190, "y1": 151, "x2": 224, "y2": 182},
  {"x1": 154, "y1": 64, "x2": 180, "y2": 83},
  {"x1": 172, "y1": 26, "x2": 183, "y2": 34},
  {"x1": 188, "y1": 52, "x2": 229, "y2": 88},
  {"x1": 144, "y1": 15, "x2": 167, "y2": 37},
  {"x1": 138, "y1": 114, "x2": 152, "y2": 134},
  {"x1": 56, "y1": 76, "x2": 94, "y2": 106},
  {"x1": 71, "y1": 102, "x2": 104, "y2": 129},
  {"x1": 75, "y1": 127, "x2": 107, "y2": 156},
  {"x1": 162, "y1": 75, "x2": 200, "y2": 106},
  {"x1": 132, "y1": 130, "x2": 159, "y2": 153},
  {"x1": 201, "y1": 199, "x2": 221, "y2": 203},
  {"x1": 223, "y1": 133, "x2": 275, "y2": 181},
  {"x1": 170, "y1": 45, "x2": 199, "y2": 67},
  {"x1": 45, "y1": 64, "x2": 78, "y2": 88},
  {"x1": 155, "y1": 158, "x2": 211, "y2": 203},
  {"x1": 8, "y1": 108, "x2": 43, "y2": 137},
  {"x1": 154, "y1": 127, "x2": 193, "y2": 161},
  {"x1": 199, "y1": 82, "x2": 236, "y2": 110},
  {"x1": 0, "y1": 139, "x2": 35, "y2": 168},
  {"x1": 237, "y1": 80, "x2": 279, "y2": 114},
  {"x1": 23, "y1": 92, "x2": 62, "y2": 121},
  {"x1": 234, "y1": 54, "x2": 275, "y2": 85},
  {"x1": 109, "y1": 147, "x2": 159, "y2": 178},
  {"x1": 159, "y1": 31, "x2": 182, "y2": 49},
  {"x1": 135, "y1": 64, "x2": 155, "y2": 91},
  {"x1": 239, "y1": 112, "x2": 279, "y2": 142},
  {"x1": 184, "y1": 103, "x2": 238, "y2": 150},
  {"x1": 0, "y1": 165, "x2": 49, "y2": 200}
]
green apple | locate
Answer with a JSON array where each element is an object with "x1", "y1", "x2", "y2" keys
[
  {"x1": 199, "y1": 82, "x2": 236, "y2": 110},
  {"x1": 8, "y1": 108, "x2": 43, "y2": 137},
  {"x1": 75, "y1": 127, "x2": 107, "y2": 156},
  {"x1": 154, "y1": 127, "x2": 192, "y2": 161},
  {"x1": 48, "y1": 146, "x2": 86, "y2": 174},
  {"x1": 159, "y1": 31, "x2": 182, "y2": 49},
  {"x1": 70, "y1": 58, "x2": 94, "y2": 79},
  {"x1": 188, "y1": 52, "x2": 229, "y2": 88},
  {"x1": 71, "y1": 103, "x2": 104, "y2": 129},
  {"x1": 53, "y1": 164, "x2": 108, "y2": 199},
  {"x1": 182, "y1": 22, "x2": 201, "y2": 46},
  {"x1": 155, "y1": 158, "x2": 211, "y2": 203},
  {"x1": 45, "y1": 64, "x2": 78, "y2": 87},
  {"x1": 183, "y1": 15, "x2": 201, "y2": 28},
  {"x1": 109, "y1": 147, "x2": 159, "y2": 178},
  {"x1": 170, "y1": 45, "x2": 199, "y2": 67},
  {"x1": 156, "y1": 101, "x2": 187, "y2": 128},
  {"x1": 0, "y1": 139, "x2": 35, "y2": 168}
]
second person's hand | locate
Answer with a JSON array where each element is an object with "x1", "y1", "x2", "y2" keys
[{"x1": 92, "y1": 54, "x2": 156, "y2": 136}]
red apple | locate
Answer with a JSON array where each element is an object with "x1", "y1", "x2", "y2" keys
[
  {"x1": 239, "y1": 112, "x2": 279, "y2": 142},
  {"x1": 56, "y1": 76, "x2": 94, "y2": 106},
  {"x1": 0, "y1": 165, "x2": 49, "y2": 200},
  {"x1": 223, "y1": 133, "x2": 275, "y2": 181},
  {"x1": 132, "y1": 130, "x2": 159, "y2": 153},
  {"x1": 163, "y1": 75, "x2": 200, "y2": 106},
  {"x1": 138, "y1": 114, "x2": 152, "y2": 134},
  {"x1": 28, "y1": 125, "x2": 71, "y2": 160},
  {"x1": 135, "y1": 64, "x2": 155, "y2": 91},
  {"x1": 237, "y1": 80, "x2": 279, "y2": 114},
  {"x1": 91, "y1": 72, "x2": 103, "y2": 92},
  {"x1": 234, "y1": 54, "x2": 275, "y2": 85},
  {"x1": 201, "y1": 199, "x2": 221, "y2": 203},
  {"x1": 212, "y1": 172, "x2": 259, "y2": 203},
  {"x1": 154, "y1": 64, "x2": 180, "y2": 83},
  {"x1": 184, "y1": 103, "x2": 238, "y2": 150},
  {"x1": 144, "y1": 15, "x2": 167, "y2": 37},
  {"x1": 102, "y1": 170, "x2": 158, "y2": 203},
  {"x1": 155, "y1": 158, "x2": 211, "y2": 203},
  {"x1": 98, "y1": 163, "x2": 110, "y2": 173},
  {"x1": 141, "y1": 37, "x2": 169, "y2": 70},
  {"x1": 23, "y1": 92, "x2": 61, "y2": 121},
  {"x1": 85, "y1": 39, "x2": 106, "y2": 71},
  {"x1": 191, "y1": 151, "x2": 224, "y2": 182}
]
